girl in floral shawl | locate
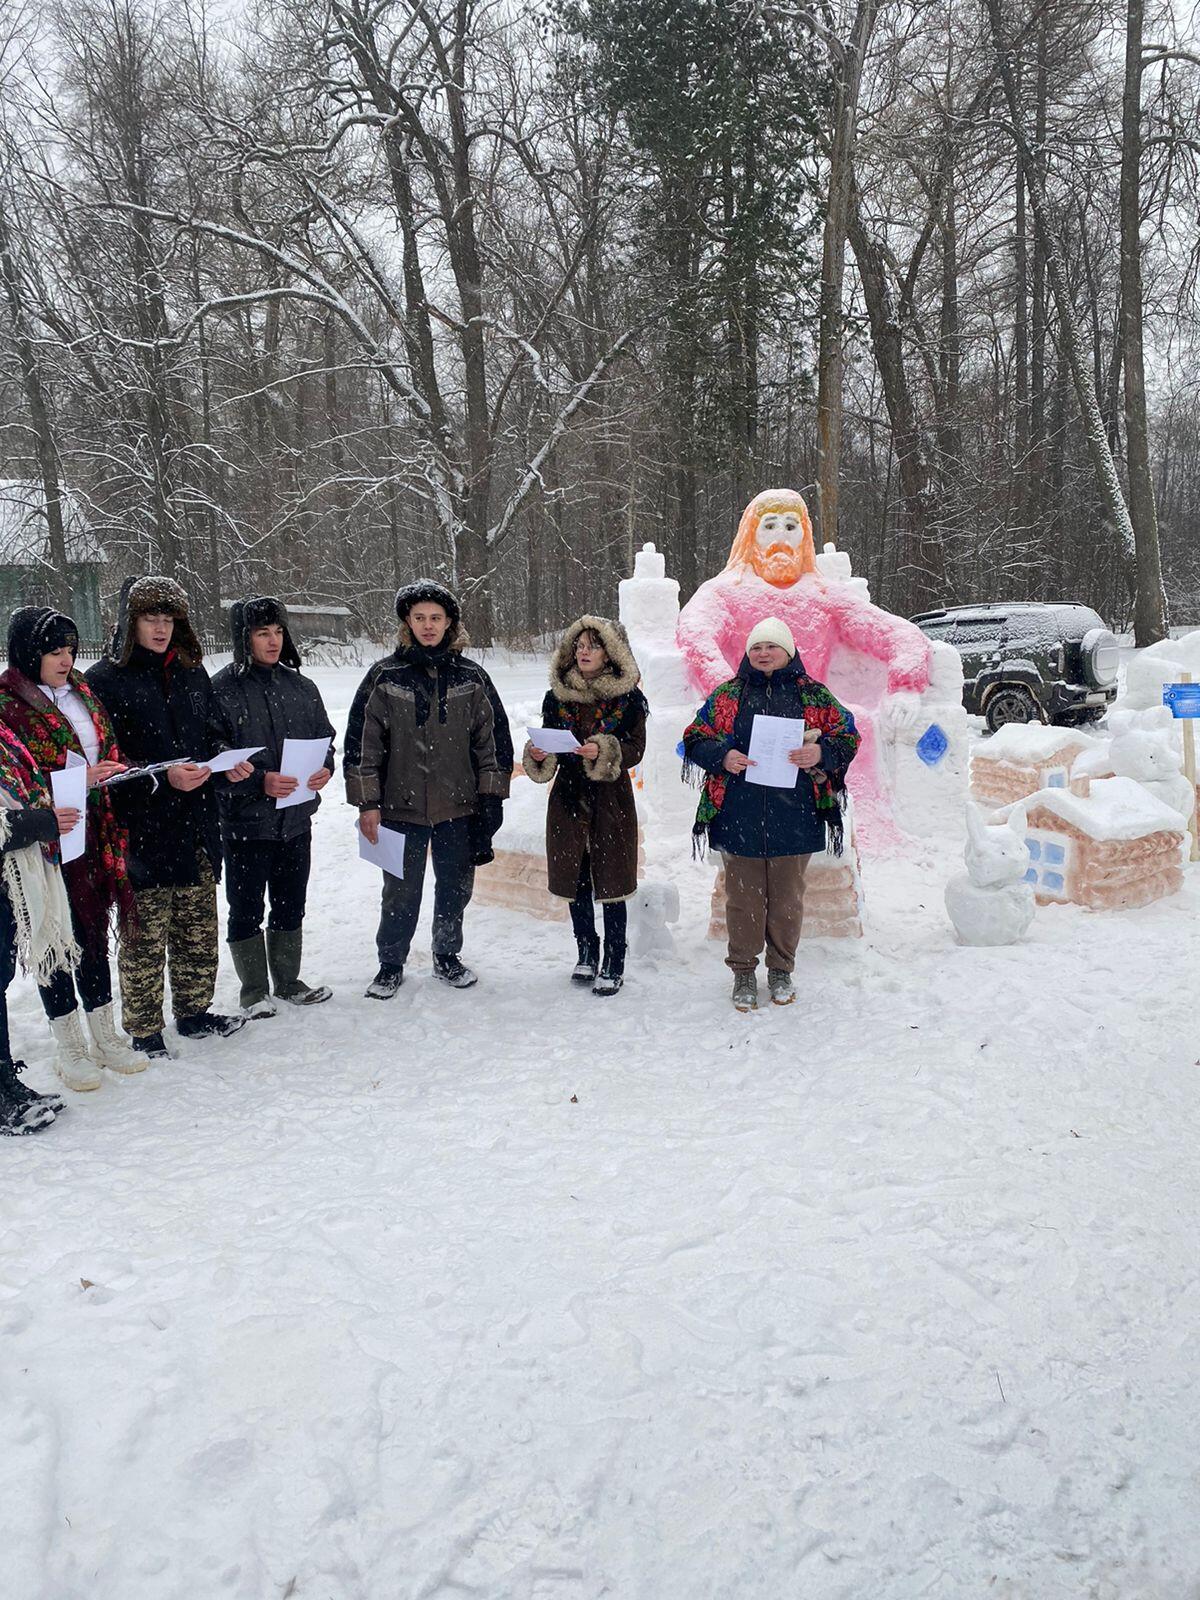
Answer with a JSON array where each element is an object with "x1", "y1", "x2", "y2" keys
[
  {"x1": 0, "y1": 607, "x2": 145, "y2": 1088},
  {"x1": 0, "y1": 716, "x2": 81, "y2": 1133}
]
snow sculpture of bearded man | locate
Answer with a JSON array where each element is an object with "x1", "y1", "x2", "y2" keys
[{"x1": 676, "y1": 487, "x2": 966, "y2": 849}]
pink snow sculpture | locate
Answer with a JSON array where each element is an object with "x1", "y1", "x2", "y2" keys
[{"x1": 677, "y1": 488, "x2": 942, "y2": 850}]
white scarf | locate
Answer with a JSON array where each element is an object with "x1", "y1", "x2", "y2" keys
[{"x1": 0, "y1": 794, "x2": 80, "y2": 982}]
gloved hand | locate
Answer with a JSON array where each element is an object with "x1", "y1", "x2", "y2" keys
[{"x1": 468, "y1": 794, "x2": 504, "y2": 866}]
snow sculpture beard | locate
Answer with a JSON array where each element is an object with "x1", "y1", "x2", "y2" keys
[
  {"x1": 725, "y1": 488, "x2": 817, "y2": 585},
  {"x1": 753, "y1": 542, "x2": 810, "y2": 588}
]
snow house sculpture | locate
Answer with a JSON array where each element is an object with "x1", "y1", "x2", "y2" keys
[
  {"x1": 1011, "y1": 776, "x2": 1185, "y2": 911},
  {"x1": 969, "y1": 723, "x2": 1098, "y2": 810}
]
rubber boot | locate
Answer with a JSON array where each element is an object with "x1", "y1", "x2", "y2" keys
[
  {"x1": 86, "y1": 1003, "x2": 148, "y2": 1073},
  {"x1": 267, "y1": 927, "x2": 331, "y2": 1005},
  {"x1": 49, "y1": 1009, "x2": 103, "y2": 1091},
  {"x1": 230, "y1": 933, "x2": 277, "y2": 1018}
]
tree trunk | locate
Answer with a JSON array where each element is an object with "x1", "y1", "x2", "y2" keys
[
  {"x1": 985, "y1": 0, "x2": 1138, "y2": 581},
  {"x1": 815, "y1": 0, "x2": 877, "y2": 547},
  {"x1": 847, "y1": 186, "x2": 944, "y2": 612},
  {"x1": 1119, "y1": 0, "x2": 1169, "y2": 643}
]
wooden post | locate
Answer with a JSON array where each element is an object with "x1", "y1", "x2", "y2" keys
[{"x1": 1181, "y1": 671, "x2": 1199, "y2": 863}]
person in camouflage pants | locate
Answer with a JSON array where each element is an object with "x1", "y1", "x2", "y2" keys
[
  {"x1": 86, "y1": 576, "x2": 255, "y2": 1058},
  {"x1": 117, "y1": 852, "x2": 219, "y2": 1037}
]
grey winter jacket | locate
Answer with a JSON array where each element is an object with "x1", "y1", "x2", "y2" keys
[
  {"x1": 344, "y1": 643, "x2": 506, "y2": 828},
  {"x1": 209, "y1": 661, "x2": 336, "y2": 841}
]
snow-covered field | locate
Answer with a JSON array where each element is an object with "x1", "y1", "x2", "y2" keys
[{"x1": 3, "y1": 655, "x2": 1199, "y2": 1600}]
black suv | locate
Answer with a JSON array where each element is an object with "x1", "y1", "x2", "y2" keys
[{"x1": 911, "y1": 603, "x2": 1121, "y2": 732}]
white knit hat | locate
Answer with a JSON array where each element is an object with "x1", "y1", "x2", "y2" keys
[{"x1": 745, "y1": 617, "x2": 796, "y2": 659}]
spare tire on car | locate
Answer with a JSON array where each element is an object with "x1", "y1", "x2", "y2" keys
[{"x1": 1080, "y1": 627, "x2": 1120, "y2": 689}]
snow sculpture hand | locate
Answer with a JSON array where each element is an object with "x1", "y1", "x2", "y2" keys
[
  {"x1": 880, "y1": 691, "x2": 922, "y2": 740},
  {"x1": 963, "y1": 802, "x2": 1031, "y2": 888}
]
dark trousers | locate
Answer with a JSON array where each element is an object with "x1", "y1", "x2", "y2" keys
[
  {"x1": 225, "y1": 834, "x2": 312, "y2": 943},
  {"x1": 0, "y1": 893, "x2": 17, "y2": 1060},
  {"x1": 37, "y1": 901, "x2": 113, "y2": 1020},
  {"x1": 377, "y1": 817, "x2": 474, "y2": 969},
  {"x1": 568, "y1": 854, "x2": 627, "y2": 955}
]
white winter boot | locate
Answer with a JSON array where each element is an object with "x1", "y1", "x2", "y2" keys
[
  {"x1": 86, "y1": 1003, "x2": 148, "y2": 1075},
  {"x1": 49, "y1": 1010, "x2": 103, "y2": 1092}
]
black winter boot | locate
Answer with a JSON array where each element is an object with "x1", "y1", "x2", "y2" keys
[
  {"x1": 433, "y1": 953, "x2": 478, "y2": 989},
  {"x1": 0, "y1": 1058, "x2": 63, "y2": 1118},
  {"x1": 1, "y1": 1072, "x2": 56, "y2": 1135},
  {"x1": 177, "y1": 1011, "x2": 247, "y2": 1040},
  {"x1": 592, "y1": 943, "x2": 626, "y2": 997},
  {"x1": 571, "y1": 936, "x2": 600, "y2": 984}
]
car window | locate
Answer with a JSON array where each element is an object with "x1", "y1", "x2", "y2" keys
[
  {"x1": 952, "y1": 620, "x2": 1002, "y2": 645},
  {"x1": 918, "y1": 619, "x2": 952, "y2": 639}
]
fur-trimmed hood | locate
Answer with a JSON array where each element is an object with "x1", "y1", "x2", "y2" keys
[
  {"x1": 107, "y1": 575, "x2": 203, "y2": 667},
  {"x1": 228, "y1": 596, "x2": 302, "y2": 673},
  {"x1": 548, "y1": 615, "x2": 641, "y2": 704}
]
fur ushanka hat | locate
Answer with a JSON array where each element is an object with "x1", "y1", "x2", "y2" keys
[
  {"x1": 228, "y1": 596, "x2": 301, "y2": 674},
  {"x1": 394, "y1": 580, "x2": 467, "y2": 653},
  {"x1": 108, "y1": 575, "x2": 203, "y2": 667}
]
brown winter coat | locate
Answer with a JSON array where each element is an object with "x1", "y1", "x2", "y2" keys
[
  {"x1": 345, "y1": 626, "x2": 506, "y2": 828},
  {"x1": 522, "y1": 616, "x2": 647, "y2": 902}
]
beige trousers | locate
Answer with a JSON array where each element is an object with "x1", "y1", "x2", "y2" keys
[{"x1": 722, "y1": 853, "x2": 811, "y2": 974}]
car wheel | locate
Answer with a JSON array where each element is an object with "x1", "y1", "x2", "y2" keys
[{"x1": 985, "y1": 685, "x2": 1041, "y2": 732}]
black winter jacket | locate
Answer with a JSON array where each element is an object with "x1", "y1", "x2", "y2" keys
[
  {"x1": 209, "y1": 661, "x2": 336, "y2": 842},
  {"x1": 86, "y1": 647, "x2": 223, "y2": 889}
]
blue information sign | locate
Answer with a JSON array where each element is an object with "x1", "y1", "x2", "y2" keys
[{"x1": 1162, "y1": 682, "x2": 1200, "y2": 719}]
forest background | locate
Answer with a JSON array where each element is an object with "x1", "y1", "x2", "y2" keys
[{"x1": 0, "y1": 0, "x2": 1197, "y2": 645}]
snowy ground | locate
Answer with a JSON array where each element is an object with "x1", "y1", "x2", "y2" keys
[{"x1": 4, "y1": 655, "x2": 1199, "y2": 1600}]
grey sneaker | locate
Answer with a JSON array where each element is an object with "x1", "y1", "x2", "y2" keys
[
  {"x1": 767, "y1": 970, "x2": 795, "y2": 1006},
  {"x1": 731, "y1": 973, "x2": 758, "y2": 1012}
]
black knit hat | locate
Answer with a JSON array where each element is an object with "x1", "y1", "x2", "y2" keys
[
  {"x1": 228, "y1": 595, "x2": 301, "y2": 673},
  {"x1": 394, "y1": 581, "x2": 461, "y2": 627},
  {"x1": 7, "y1": 606, "x2": 80, "y2": 682}
]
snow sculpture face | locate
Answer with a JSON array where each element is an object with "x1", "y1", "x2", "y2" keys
[{"x1": 726, "y1": 488, "x2": 817, "y2": 588}]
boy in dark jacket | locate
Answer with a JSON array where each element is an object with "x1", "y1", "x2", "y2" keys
[
  {"x1": 86, "y1": 577, "x2": 254, "y2": 1057},
  {"x1": 343, "y1": 581, "x2": 512, "y2": 997},
  {"x1": 210, "y1": 596, "x2": 335, "y2": 1015}
]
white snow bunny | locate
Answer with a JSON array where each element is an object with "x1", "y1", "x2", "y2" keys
[{"x1": 945, "y1": 803, "x2": 1035, "y2": 945}]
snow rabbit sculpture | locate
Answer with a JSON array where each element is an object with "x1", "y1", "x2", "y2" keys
[{"x1": 944, "y1": 803, "x2": 1035, "y2": 946}]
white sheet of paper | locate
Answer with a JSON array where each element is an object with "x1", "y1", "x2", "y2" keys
[
  {"x1": 276, "y1": 736, "x2": 332, "y2": 809},
  {"x1": 745, "y1": 714, "x2": 809, "y2": 789},
  {"x1": 51, "y1": 762, "x2": 88, "y2": 862},
  {"x1": 526, "y1": 726, "x2": 581, "y2": 754},
  {"x1": 205, "y1": 746, "x2": 263, "y2": 774},
  {"x1": 358, "y1": 822, "x2": 406, "y2": 879},
  {"x1": 65, "y1": 750, "x2": 87, "y2": 770}
]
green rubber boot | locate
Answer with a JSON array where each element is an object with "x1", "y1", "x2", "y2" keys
[
  {"x1": 266, "y1": 927, "x2": 332, "y2": 1006},
  {"x1": 230, "y1": 934, "x2": 277, "y2": 1019}
]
